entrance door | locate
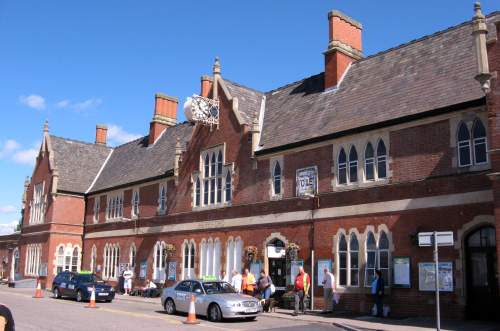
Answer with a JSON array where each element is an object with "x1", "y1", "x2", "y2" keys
[
  {"x1": 465, "y1": 226, "x2": 499, "y2": 320},
  {"x1": 267, "y1": 239, "x2": 286, "y2": 292}
]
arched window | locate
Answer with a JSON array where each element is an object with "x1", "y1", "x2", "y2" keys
[
  {"x1": 154, "y1": 241, "x2": 166, "y2": 281},
  {"x1": 204, "y1": 154, "x2": 210, "y2": 177},
  {"x1": 132, "y1": 191, "x2": 140, "y2": 217},
  {"x1": 365, "y1": 232, "x2": 377, "y2": 286},
  {"x1": 365, "y1": 143, "x2": 375, "y2": 181},
  {"x1": 203, "y1": 178, "x2": 209, "y2": 205},
  {"x1": 56, "y1": 246, "x2": 64, "y2": 274},
  {"x1": 225, "y1": 171, "x2": 232, "y2": 202},
  {"x1": 348, "y1": 146, "x2": 358, "y2": 183},
  {"x1": 90, "y1": 245, "x2": 97, "y2": 273},
  {"x1": 71, "y1": 247, "x2": 79, "y2": 272},
  {"x1": 182, "y1": 240, "x2": 196, "y2": 280},
  {"x1": 217, "y1": 151, "x2": 223, "y2": 175},
  {"x1": 349, "y1": 233, "x2": 359, "y2": 286},
  {"x1": 200, "y1": 240, "x2": 207, "y2": 278},
  {"x1": 338, "y1": 234, "x2": 347, "y2": 286},
  {"x1": 376, "y1": 140, "x2": 387, "y2": 179},
  {"x1": 226, "y1": 237, "x2": 243, "y2": 280},
  {"x1": 210, "y1": 153, "x2": 216, "y2": 204},
  {"x1": 64, "y1": 247, "x2": 72, "y2": 272},
  {"x1": 338, "y1": 148, "x2": 347, "y2": 185},
  {"x1": 273, "y1": 162, "x2": 282, "y2": 195},
  {"x1": 195, "y1": 177, "x2": 201, "y2": 207},
  {"x1": 158, "y1": 185, "x2": 167, "y2": 213},
  {"x1": 457, "y1": 122, "x2": 472, "y2": 167},
  {"x1": 129, "y1": 244, "x2": 136, "y2": 268},
  {"x1": 378, "y1": 231, "x2": 390, "y2": 282},
  {"x1": 93, "y1": 198, "x2": 100, "y2": 223},
  {"x1": 472, "y1": 120, "x2": 487, "y2": 164},
  {"x1": 103, "y1": 243, "x2": 120, "y2": 280}
]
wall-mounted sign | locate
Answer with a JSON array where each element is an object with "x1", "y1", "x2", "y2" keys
[
  {"x1": 267, "y1": 246, "x2": 285, "y2": 258},
  {"x1": 418, "y1": 262, "x2": 453, "y2": 292},
  {"x1": 393, "y1": 257, "x2": 411, "y2": 288},
  {"x1": 317, "y1": 259, "x2": 332, "y2": 287},
  {"x1": 167, "y1": 262, "x2": 177, "y2": 281},
  {"x1": 418, "y1": 232, "x2": 454, "y2": 247},
  {"x1": 296, "y1": 166, "x2": 318, "y2": 197},
  {"x1": 184, "y1": 95, "x2": 220, "y2": 126}
]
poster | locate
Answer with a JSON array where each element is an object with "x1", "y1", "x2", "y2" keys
[
  {"x1": 139, "y1": 261, "x2": 147, "y2": 279},
  {"x1": 290, "y1": 260, "x2": 304, "y2": 285},
  {"x1": 393, "y1": 257, "x2": 411, "y2": 288},
  {"x1": 167, "y1": 262, "x2": 177, "y2": 281},
  {"x1": 250, "y1": 262, "x2": 262, "y2": 278},
  {"x1": 119, "y1": 263, "x2": 129, "y2": 276},
  {"x1": 317, "y1": 259, "x2": 332, "y2": 287},
  {"x1": 296, "y1": 166, "x2": 318, "y2": 197},
  {"x1": 418, "y1": 262, "x2": 453, "y2": 292}
]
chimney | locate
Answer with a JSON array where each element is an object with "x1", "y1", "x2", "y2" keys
[
  {"x1": 200, "y1": 75, "x2": 213, "y2": 98},
  {"x1": 324, "y1": 10, "x2": 363, "y2": 90},
  {"x1": 95, "y1": 124, "x2": 108, "y2": 145},
  {"x1": 148, "y1": 93, "x2": 178, "y2": 145}
]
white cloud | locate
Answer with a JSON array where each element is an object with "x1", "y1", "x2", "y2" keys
[
  {"x1": 12, "y1": 147, "x2": 38, "y2": 166},
  {"x1": 73, "y1": 98, "x2": 102, "y2": 112},
  {"x1": 0, "y1": 139, "x2": 20, "y2": 158},
  {"x1": 0, "y1": 220, "x2": 19, "y2": 235},
  {"x1": 107, "y1": 124, "x2": 141, "y2": 146},
  {"x1": 0, "y1": 140, "x2": 39, "y2": 166},
  {"x1": 19, "y1": 94, "x2": 46, "y2": 110},
  {"x1": 56, "y1": 99, "x2": 70, "y2": 108},
  {"x1": 0, "y1": 205, "x2": 16, "y2": 214}
]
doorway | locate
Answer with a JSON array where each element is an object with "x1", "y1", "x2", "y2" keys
[
  {"x1": 465, "y1": 226, "x2": 499, "y2": 320},
  {"x1": 267, "y1": 239, "x2": 286, "y2": 292}
]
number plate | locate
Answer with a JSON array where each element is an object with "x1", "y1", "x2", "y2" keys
[
  {"x1": 98, "y1": 293, "x2": 109, "y2": 296},
  {"x1": 245, "y1": 308, "x2": 257, "y2": 313}
]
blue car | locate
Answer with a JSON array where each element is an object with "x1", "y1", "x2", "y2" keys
[{"x1": 52, "y1": 271, "x2": 115, "y2": 303}]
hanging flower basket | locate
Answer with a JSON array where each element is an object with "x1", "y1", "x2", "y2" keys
[
  {"x1": 286, "y1": 242, "x2": 300, "y2": 260},
  {"x1": 163, "y1": 244, "x2": 176, "y2": 258},
  {"x1": 244, "y1": 245, "x2": 258, "y2": 263}
]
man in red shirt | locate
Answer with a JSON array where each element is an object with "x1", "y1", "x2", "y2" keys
[{"x1": 292, "y1": 266, "x2": 310, "y2": 316}]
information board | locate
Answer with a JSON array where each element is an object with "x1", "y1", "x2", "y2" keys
[
  {"x1": 167, "y1": 262, "x2": 177, "y2": 281},
  {"x1": 393, "y1": 257, "x2": 411, "y2": 288},
  {"x1": 418, "y1": 262, "x2": 453, "y2": 292},
  {"x1": 317, "y1": 259, "x2": 332, "y2": 287},
  {"x1": 296, "y1": 166, "x2": 318, "y2": 197},
  {"x1": 139, "y1": 261, "x2": 147, "y2": 279}
]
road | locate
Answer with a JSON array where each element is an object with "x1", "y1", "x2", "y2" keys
[{"x1": 0, "y1": 286, "x2": 343, "y2": 331}]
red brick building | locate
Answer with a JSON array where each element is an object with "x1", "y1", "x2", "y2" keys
[{"x1": 1, "y1": 5, "x2": 499, "y2": 320}]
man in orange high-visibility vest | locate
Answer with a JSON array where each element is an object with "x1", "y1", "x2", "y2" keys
[
  {"x1": 292, "y1": 266, "x2": 310, "y2": 316},
  {"x1": 242, "y1": 268, "x2": 256, "y2": 296}
]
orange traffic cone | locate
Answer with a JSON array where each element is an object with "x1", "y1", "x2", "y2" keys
[
  {"x1": 85, "y1": 287, "x2": 99, "y2": 309},
  {"x1": 33, "y1": 279, "x2": 43, "y2": 299},
  {"x1": 183, "y1": 294, "x2": 200, "y2": 324}
]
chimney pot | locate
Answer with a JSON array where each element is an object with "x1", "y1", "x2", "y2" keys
[
  {"x1": 200, "y1": 75, "x2": 213, "y2": 98},
  {"x1": 95, "y1": 124, "x2": 108, "y2": 145},
  {"x1": 149, "y1": 93, "x2": 178, "y2": 145}
]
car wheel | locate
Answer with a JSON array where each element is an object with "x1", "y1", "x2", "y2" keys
[
  {"x1": 208, "y1": 303, "x2": 223, "y2": 322},
  {"x1": 76, "y1": 290, "x2": 83, "y2": 302},
  {"x1": 244, "y1": 316, "x2": 257, "y2": 321},
  {"x1": 53, "y1": 287, "x2": 61, "y2": 299},
  {"x1": 164, "y1": 298, "x2": 176, "y2": 315}
]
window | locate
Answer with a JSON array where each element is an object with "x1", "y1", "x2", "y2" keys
[
  {"x1": 365, "y1": 232, "x2": 377, "y2": 287},
  {"x1": 457, "y1": 122, "x2": 472, "y2": 167},
  {"x1": 71, "y1": 247, "x2": 79, "y2": 272},
  {"x1": 90, "y1": 245, "x2": 97, "y2": 273},
  {"x1": 364, "y1": 231, "x2": 390, "y2": 287},
  {"x1": 30, "y1": 182, "x2": 45, "y2": 224},
  {"x1": 348, "y1": 146, "x2": 358, "y2": 183},
  {"x1": 196, "y1": 147, "x2": 230, "y2": 208},
  {"x1": 338, "y1": 148, "x2": 347, "y2": 185},
  {"x1": 225, "y1": 171, "x2": 232, "y2": 202},
  {"x1": 364, "y1": 143, "x2": 375, "y2": 181},
  {"x1": 154, "y1": 241, "x2": 166, "y2": 281},
  {"x1": 129, "y1": 244, "x2": 136, "y2": 268},
  {"x1": 182, "y1": 240, "x2": 196, "y2": 280},
  {"x1": 273, "y1": 162, "x2": 282, "y2": 196},
  {"x1": 132, "y1": 191, "x2": 140, "y2": 218},
  {"x1": 93, "y1": 198, "x2": 100, "y2": 223},
  {"x1": 349, "y1": 233, "x2": 359, "y2": 286},
  {"x1": 338, "y1": 234, "x2": 347, "y2": 286},
  {"x1": 376, "y1": 140, "x2": 387, "y2": 179},
  {"x1": 378, "y1": 231, "x2": 390, "y2": 283},
  {"x1": 25, "y1": 244, "x2": 42, "y2": 276},
  {"x1": 472, "y1": 120, "x2": 487, "y2": 164},
  {"x1": 158, "y1": 185, "x2": 167, "y2": 214},
  {"x1": 103, "y1": 244, "x2": 120, "y2": 280},
  {"x1": 106, "y1": 192, "x2": 124, "y2": 220},
  {"x1": 195, "y1": 178, "x2": 201, "y2": 207},
  {"x1": 225, "y1": 237, "x2": 243, "y2": 281},
  {"x1": 199, "y1": 238, "x2": 221, "y2": 278},
  {"x1": 57, "y1": 246, "x2": 64, "y2": 274}
]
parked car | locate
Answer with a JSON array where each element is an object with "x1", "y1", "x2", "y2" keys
[
  {"x1": 52, "y1": 271, "x2": 115, "y2": 303},
  {"x1": 161, "y1": 279, "x2": 261, "y2": 322}
]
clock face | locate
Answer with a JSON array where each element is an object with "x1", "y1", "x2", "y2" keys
[{"x1": 189, "y1": 95, "x2": 219, "y2": 125}]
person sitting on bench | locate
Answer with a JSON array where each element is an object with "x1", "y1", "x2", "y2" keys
[{"x1": 142, "y1": 279, "x2": 157, "y2": 298}]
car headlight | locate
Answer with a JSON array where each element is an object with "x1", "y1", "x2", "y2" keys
[{"x1": 87, "y1": 287, "x2": 94, "y2": 292}]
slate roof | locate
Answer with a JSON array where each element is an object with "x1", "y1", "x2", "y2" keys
[
  {"x1": 88, "y1": 122, "x2": 194, "y2": 193},
  {"x1": 224, "y1": 80, "x2": 264, "y2": 124},
  {"x1": 256, "y1": 13, "x2": 499, "y2": 153},
  {"x1": 50, "y1": 136, "x2": 111, "y2": 194}
]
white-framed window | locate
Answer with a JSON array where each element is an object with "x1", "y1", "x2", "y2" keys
[
  {"x1": 349, "y1": 233, "x2": 360, "y2": 286},
  {"x1": 29, "y1": 182, "x2": 45, "y2": 224},
  {"x1": 364, "y1": 143, "x2": 375, "y2": 181},
  {"x1": 338, "y1": 234, "x2": 347, "y2": 286},
  {"x1": 225, "y1": 171, "x2": 232, "y2": 202},
  {"x1": 71, "y1": 247, "x2": 79, "y2": 272},
  {"x1": 195, "y1": 147, "x2": 232, "y2": 208},
  {"x1": 376, "y1": 140, "x2": 387, "y2": 179},
  {"x1": 132, "y1": 190, "x2": 140, "y2": 218},
  {"x1": 129, "y1": 243, "x2": 136, "y2": 268},
  {"x1": 106, "y1": 192, "x2": 123, "y2": 221},
  {"x1": 90, "y1": 245, "x2": 97, "y2": 272},
  {"x1": 25, "y1": 244, "x2": 42, "y2": 276},
  {"x1": 348, "y1": 146, "x2": 358, "y2": 183},
  {"x1": 272, "y1": 161, "x2": 282, "y2": 196},
  {"x1": 225, "y1": 237, "x2": 243, "y2": 280},
  {"x1": 338, "y1": 148, "x2": 347, "y2": 185},
  {"x1": 199, "y1": 238, "x2": 221, "y2": 278},
  {"x1": 472, "y1": 119, "x2": 488, "y2": 165},
  {"x1": 57, "y1": 246, "x2": 65, "y2": 274},
  {"x1": 55, "y1": 244, "x2": 80, "y2": 275},
  {"x1": 153, "y1": 241, "x2": 166, "y2": 281},
  {"x1": 457, "y1": 121, "x2": 472, "y2": 167},
  {"x1": 158, "y1": 184, "x2": 167, "y2": 214},
  {"x1": 364, "y1": 231, "x2": 390, "y2": 287},
  {"x1": 93, "y1": 198, "x2": 100, "y2": 223},
  {"x1": 182, "y1": 240, "x2": 196, "y2": 280},
  {"x1": 103, "y1": 243, "x2": 120, "y2": 280},
  {"x1": 194, "y1": 177, "x2": 201, "y2": 207}
]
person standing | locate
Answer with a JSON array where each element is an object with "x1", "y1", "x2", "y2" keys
[
  {"x1": 322, "y1": 268, "x2": 335, "y2": 314},
  {"x1": 242, "y1": 268, "x2": 256, "y2": 296},
  {"x1": 122, "y1": 267, "x2": 134, "y2": 295},
  {"x1": 371, "y1": 270, "x2": 385, "y2": 317},
  {"x1": 220, "y1": 270, "x2": 229, "y2": 282},
  {"x1": 292, "y1": 266, "x2": 310, "y2": 316},
  {"x1": 231, "y1": 270, "x2": 242, "y2": 293},
  {"x1": 257, "y1": 270, "x2": 273, "y2": 299}
]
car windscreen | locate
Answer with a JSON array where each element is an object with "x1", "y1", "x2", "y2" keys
[
  {"x1": 78, "y1": 274, "x2": 104, "y2": 284},
  {"x1": 202, "y1": 282, "x2": 236, "y2": 294}
]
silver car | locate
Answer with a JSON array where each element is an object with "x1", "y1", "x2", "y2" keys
[{"x1": 161, "y1": 279, "x2": 261, "y2": 322}]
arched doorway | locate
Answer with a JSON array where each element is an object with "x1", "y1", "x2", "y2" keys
[
  {"x1": 267, "y1": 238, "x2": 286, "y2": 292},
  {"x1": 465, "y1": 226, "x2": 499, "y2": 320}
]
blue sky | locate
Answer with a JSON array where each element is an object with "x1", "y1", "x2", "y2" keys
[{"x1": 0, "y1": 0, "x2": 497, "y2": 233}]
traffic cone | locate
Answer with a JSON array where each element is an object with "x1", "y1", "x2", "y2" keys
[
  {"x1": 33, "y1": 279, "x2": 43, "y2": 299},
  {"x1": 85, "y1": 287, "x2": 99, "y2": 309},
  {"x1": 182, "y1": 294, "x2": 200, "y2": 324}
]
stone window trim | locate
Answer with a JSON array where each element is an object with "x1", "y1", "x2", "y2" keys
[
  {"x1": 334, "y1": 228, "x2": 361, "y2": 289},
  {"x1": 153, "y1": 241, "x2": 166, "y2": 281},
  {"x1": 53, "y1": 243, "x2": 81, "y2": 276},
  {"x1": 449, "y1": 111, "x2": 490, "y2": 172},
  {"x1": 103, "y1": 243, "x2": 120, "y2": 280},
  {"x1": 25, "y1": 243, "x2": 42, "y2": 277},
  {"x1": 332, "y1": 135, "x2": 390, "y2": 192},
  {"x1": 269, "y1": 156, "x2": 284, "y2": 200}
]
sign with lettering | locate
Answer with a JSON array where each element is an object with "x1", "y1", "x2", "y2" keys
[
  {"x1": 167, "y1": 262, "x2": 177, "y2": 281},
  {"x1": 296, "y1": 166, "x2": 318, "y2": 197},
  {"x1": 418, "y1": 262, "x2": 453, "y2": 292}
]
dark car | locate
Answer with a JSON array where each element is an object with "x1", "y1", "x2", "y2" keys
[{"x1": 52, "y1": 271, "x2": 115, "y2": 303}]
